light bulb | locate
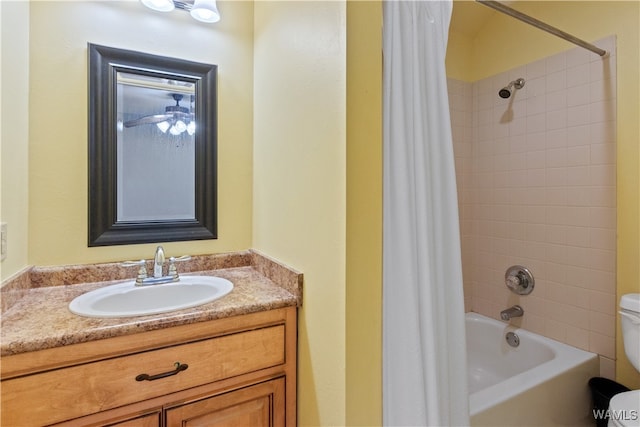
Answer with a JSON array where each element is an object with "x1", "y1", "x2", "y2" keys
[
  {"x1": 141, "y1": 0, "x2": 174, "y2": 12},
  {"x1": 169, "y1": 125, "x2": 182, "y2": 136},
  {"x1": 186, "y1": 121, "x2": 196, "y2": 136},
  {"x1": 190, "y1": 0, "x2": 220, "y2": 23},
  {"x1": 173, "y1": 120, "x2": 187, "y2": 133},
  {"x1": 156, "y1": 121, "x2": 170, "y2": 133}
]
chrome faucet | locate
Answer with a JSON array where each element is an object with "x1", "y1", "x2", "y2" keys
[
  {"x1": 500, "y1": 305, "x2": 524, "y2": 321},
  {"x1": 121, "y1": 246, "x2": 191, "y2": 286},
  {"x1": 153, "y1": 246, "x2": 165, "y2": 278}
]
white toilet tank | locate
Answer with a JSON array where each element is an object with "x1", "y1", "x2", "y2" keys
[{"x1": 620, "y1": 293, "x2": 640, "y2": 372}]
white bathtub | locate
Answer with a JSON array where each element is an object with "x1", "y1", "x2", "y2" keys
[{"x1": 466, "y1": 312, "x2": 599, "y2": 426}]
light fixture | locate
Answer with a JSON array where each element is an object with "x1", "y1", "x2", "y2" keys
[
  {"x1": 171, "y1": 120, "x2": 188, "y2": 135},
  {"x1": 141, "y1": 0, "x2": 174, "y2": 12},
  {"x1": 140, "y1": 0, "x2": 220, "y2": 23},
  {"x1": 190, "y1": 0, "x2": 220, "y2": 23},
  {"x1": 125, "y1": 94, "x2": 196, "y2": 137}
]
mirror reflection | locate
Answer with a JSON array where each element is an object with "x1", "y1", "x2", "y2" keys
[{"x1": 116, "y1": 73, "x2": 196, "y2": 222}]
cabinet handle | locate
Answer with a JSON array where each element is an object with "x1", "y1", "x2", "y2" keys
[{"x1": 135, "y1": 362, "x2": 188, "y2": 382}]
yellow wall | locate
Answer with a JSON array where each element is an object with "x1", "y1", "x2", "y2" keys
[
  {"x1": 448, "y1": 0, "x2": 640, "y2": 388},
  {"x1": 445, "y1": 29, "x2": 474, "y2": 82},
  {"x1": 253, "y1": 2, "x2": 347, "y2": 425},
  {"x1": 345, "y1": 1, "x2": 382, "y2": 425},
  {"x1": 0, "y1": 1, "x2": 30, "y2": 281},
  {"x1": 26, "y1": 1, "x2": 254, "y2": 267}
]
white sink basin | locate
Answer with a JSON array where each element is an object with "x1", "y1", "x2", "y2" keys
[{"x1": 69, "y1": 275, "x2": 233, "y2": 318}]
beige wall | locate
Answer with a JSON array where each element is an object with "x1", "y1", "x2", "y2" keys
[
  {"x1": 0, "y1": 1, "x2": 30, "y2": 281},
  {"x1": 447, "y1": 0, "x2": 640, "y2": 388},
  {"x1": 26, "y1": 1, "x2": 254, "y2": 267},
  {"x1": 253, "y1": 2, "x2": 347, "y2": 425}
]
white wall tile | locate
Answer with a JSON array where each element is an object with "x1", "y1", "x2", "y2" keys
[
  {"x1": 567, "y1": 188, "x2": 591, "y2": 207},
  {"x1": 546, "y1": 108, "x2": 567, "y2": 130},
  {"x1": 567, "y1": 124, "x2": 591, "y2": 146},
  {"x1": 526, "y1": 150, "x2": 546, "y2": 169},
  {"x1": 567, "y1": 146, "x2": 591, "y2": 166},
  {"x1": 526, "y1": 76, "x2": 546, "y2": 98},
  {"x1": 546, "y1": 129, "x2": 567, "y2": 148},
  {"x1": 527, "y1": 94, "x2": 547, "y2": 115},
  {"x1": 546, "y1": 90, "x2": 568, "y2": 112},
  {"x1": 546, "y1": 70, "x2": 567, "y2": 93},
  {"x1": 567, "y1": 63, "x2": 590, "y2": 88},
  {"x1": 526, "y1": 113, "x2": 547, "y2": 134},
  {"x1": 567, "y1": 104, "x2": 590, "y2": 127},
  {"x1": 567, "y1": 84, "x2": 590, "y2": 107}
]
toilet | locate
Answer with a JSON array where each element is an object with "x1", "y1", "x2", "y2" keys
[{"x1": 608, "y1": 293, "x2": 640, "y2": 427}]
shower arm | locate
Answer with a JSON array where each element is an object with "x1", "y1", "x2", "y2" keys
[{"x1": 475, "y1": 0, "x2": 607, "y2": 57}]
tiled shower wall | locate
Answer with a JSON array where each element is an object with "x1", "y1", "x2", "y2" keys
[{"x1": 449, "y1": 36, "x2": 617, "y2": 373}]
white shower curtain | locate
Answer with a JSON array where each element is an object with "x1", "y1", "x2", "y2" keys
[{"x1": 382, "y1": 1, "x2": 469, "y2": 426}]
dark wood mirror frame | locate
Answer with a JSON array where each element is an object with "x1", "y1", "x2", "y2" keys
[{"x1": 88, "y1": 43, "x2": 217, "y2": 246}]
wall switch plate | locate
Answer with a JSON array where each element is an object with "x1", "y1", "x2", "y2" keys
[{"x1": 1, "y1": 223, "x2": 7, "y2": 261}]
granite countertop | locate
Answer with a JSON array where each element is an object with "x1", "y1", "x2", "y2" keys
[{"x1": 0, "y1": 250, "x2": 302, "y2": 357}]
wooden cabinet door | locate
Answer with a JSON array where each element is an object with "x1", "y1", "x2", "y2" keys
[
  {"x1": 107, "y1": 412, "x2": 162, "y2": 427},
  {"x1": 165, "y1": 378, "x2": 286, "y2": 427}
]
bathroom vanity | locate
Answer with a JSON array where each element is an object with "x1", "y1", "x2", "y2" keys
[{"x1": 0, "y1": 250, "x2": 301, "y2": 426}]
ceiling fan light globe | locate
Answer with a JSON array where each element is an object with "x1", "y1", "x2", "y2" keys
[
  {"x1": 141, "y1": 0, "x2": 175, "y2": 12},
  {"x1": 190, "y1": 0, "x2": 220, "y2": 23},
  {"x1": 173, "y1": 120, "x2": 187, "y2": 133},
  {"x1": 186, "y1": 121, "x2": 196, "y2": 135},
  {"x1": 157, "y1": 121, "x2": 170, "y2": 133}
]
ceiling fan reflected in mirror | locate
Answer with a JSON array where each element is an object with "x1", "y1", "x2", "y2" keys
[{"x1": 124, "y1": 93, "x2": 196, "y2": 136}]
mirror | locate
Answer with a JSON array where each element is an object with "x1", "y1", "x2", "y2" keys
[{"x1": 88, "y1": 44, "x2": 217, "y2": 246}]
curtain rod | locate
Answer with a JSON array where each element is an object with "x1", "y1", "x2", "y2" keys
[{"x1": 475, "y1": 0, "x2": 607, "y2": 57}]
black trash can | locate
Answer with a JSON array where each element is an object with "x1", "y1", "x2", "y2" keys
[{"x1": 588, "y1": 377, "x2": 631, "y2": 427}]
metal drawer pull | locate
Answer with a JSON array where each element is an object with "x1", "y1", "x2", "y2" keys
[{"x1": 136, "y1": 362, "x2": 188, "y2": 382}]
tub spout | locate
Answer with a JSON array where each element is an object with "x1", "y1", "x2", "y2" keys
[{"x1": 500, "y1": 305, "x2": 524, "y2": 321}]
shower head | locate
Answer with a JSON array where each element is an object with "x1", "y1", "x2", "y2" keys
[
  {"x1": 498, "y1": 87, "x2": 513, "y2": 99},
  {"x1": 499, "y1": 78, "x2": 525, "y2": 99}
]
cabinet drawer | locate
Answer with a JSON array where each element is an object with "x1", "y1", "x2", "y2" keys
[{"x1": 2, "y1": 325, "x2": 285, "y2": 426}]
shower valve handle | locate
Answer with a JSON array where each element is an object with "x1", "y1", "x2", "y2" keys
[{"x1": 505, "y1": 265, "x2": 534, "y2": 295}]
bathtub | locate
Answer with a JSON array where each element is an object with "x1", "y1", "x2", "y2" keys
[{"x1": 466, "y1": 312, "x2": 599, "y2": 426}]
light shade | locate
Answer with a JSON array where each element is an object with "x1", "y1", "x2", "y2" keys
[
  {"x1": 156, "y1": 121, "x2": 171, "y2": 133},
  {"x1": 186, "y1": 121, "x2": 196, "y2": 136},
  {"x1": 141, "y1": 0, "x2": 175, "y2": 12},
  {"x1": 190, "y1": 0, "x2": 220, "y2": 23}
]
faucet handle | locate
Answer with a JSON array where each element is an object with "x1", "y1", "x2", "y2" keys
[
  {"x1": 505, "y1": 265, "x2": 535, "y2": 295},
  {"x1": 168, "y1": 255, "x2": 192, "y2": 281},
  {"x1": 121, "y1": 259, "x2": 146, "y2": 267},
  {"x1": 121, "y1": 260, "x2": 148, "y2": 284}
]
